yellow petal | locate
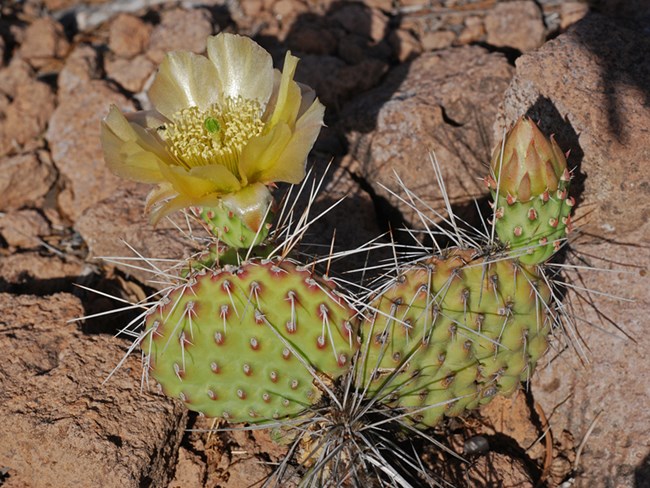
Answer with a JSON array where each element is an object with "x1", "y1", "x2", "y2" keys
[
  {"x1": 267, "y1": 51, "x2": 301, "y2": 128},
  {"x1": 189, "y1": 164, "x2": 242, "y2": 193},
  {"x1": 207, "y1": 33, "x2": 274, "y2": 107},
  {"x1": 149, "y1": 194, "x2": 198, "y2": 226},
  {"x1": 157, "y1": 162, "x2": 220, "y2": 198},
  {"x1": 149, "y1": 51, "x2": 220, "y2": 119},
  {"x1": 257, "y1": 97, "x2": 325, "y2": 184},
  {"x1": 239, "y1": 122, "x2": 292, "y2": 184},
  {"x1": 145, "y1": 182, "x2": 176, "y2": 213},
  {"x1": 101, "y1": 105, "x2": 166, "y2": 183}
]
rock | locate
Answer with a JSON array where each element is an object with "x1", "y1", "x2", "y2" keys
[
  {"x1": 108, "y1": 13, "x2": 151, "y2": 59},
  {"x1": 45, "y1": 80, "x2": 134, "y2": 221},
  {"x1": 330, "y1": 3, "x2": 389, "y2": 43},
  {"x1": 0, "y1": 293, "x2": 186, "y2": 488},
  {"x1": 0, "y1": 152, "x2": 56, "y2": 211},
  {"x1": 495, "y1": 14, "x2": 650, "y2": 238},
  {"x1": 74, "y1": 185, "x2": 200, "y2": 286},
  {"x1": 0, "y1": 252, "x2": 86, "y2": 295},
  {"x1": 17, "y1": 17, "x2": 69, "y2": 68},
  {"x1": 0, "y1": 58, "x2": 33, "y2": 98},
  {"x1": 458, "y1": 16, "x2": 485, "y2": 45},
  {"x1": 560, "y1": 2, "x2": 590, "y2": 30},
  {"x1": 0, "y1": 75, "x2": 56, "y2": 157},
  {"x1": 168, "y1": 447, "x2": 205, "y2": 488},
  {"x1": 105, "y1": 55, "x2": 155, "y2": 93},
  {"x1": 146, "y1": 8, "x2": 213, "y2": 64},
  {"x1": 343, "y1": 46, "x2": 513, "y2": 226},
  {"x1": 0, "y1": 209, "x2": 50, "y2": 249},
  {"x1": 484, "y1": 0, "x2": 545, "y2": 53},
  {"x1": 496, "y1": 14, "x2": 650, "y2": 487},
  {"x1": 389, "y1": 28, "x2": 422, "y2": 62},
  {"x1": 421, "y1": 30, "x2": 456, "y2": 51},
  {"x1": 57, "y1": 44, "x2": 102, "y2": 98}
]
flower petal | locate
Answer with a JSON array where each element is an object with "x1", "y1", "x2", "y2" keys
[
  {"x1": 267, "y1": 52, "x2": 302, "y2": 128},
  {"x1": 101, "y1": 105, "x2": 166, "y2": 183},
  {"x1": 149, "y1": 51, "x2": 220, "y2": 119},
  {"x1": 239, "y1": 122, "x2": 293, "y2": 184},
  {"x1": 257, "y1": 97, "x2": 325, "y2": 184},
  {"x1": 189, "y1": 164, "x2": 242, "y2": 193},
  {"x1": 157, "y1": 162, "x2": 221, "y2": 198},
  {"x1": 207, "y1": 33, "x2": 274, "y2": 108},
  {"x1": 149, "y1": 193, "x2": 214, "y2": 226}
]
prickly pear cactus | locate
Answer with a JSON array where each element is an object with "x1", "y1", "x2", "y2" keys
[
  {"x1": 486, "y1": 116, "x2": 574, "y2": 265},
  {"x1": 144, "y1": 257, "x2": 358, "y2": 422},
  {"x1": 359, "y1": 248, "x2": 551, "y2": 428}
]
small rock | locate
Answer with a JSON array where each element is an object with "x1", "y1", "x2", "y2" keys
[
  {"x1": 0, "y1": 57, "x2": 35, "y2": 98},
  {"x1": 458, "y1": 16, "x2": 485, "y2": 45},
  {"x1": 240, "y1": 0, "x2": 263, "y2": 18},
  {"x1": 485, "y1": 0, "x2": 545, "y2": 53},
  {"x1": 57, "y1": 44, "x2": 101, "y2": 98},
  {"x1": 147, "y1": 8, "x2": 213, "y2": 64},
  {"x1": 105, "y1": 54, "x2": 155, "y2": 93},
  {"x1": 421, "y1": 30, "x2": 456, "y2": 51},
  {"x1": 560, "y1": 2, "x2": 590, "y2": 30},
  {"x1": 17, "y1": 17, "x2": 69, "y2": 68},
  {"x1": 272, "y1": 0, "x2": 300, "y2": 19},
  {"x1": 0, "y1": 152, "x2": 56, "y2": 211},
  {"x1": 0, "y1": 78, "x2": 56, "y2": 157},
  {"x1": 45, "y1": 81, "x2": 135, "y2": 221},
  {"x1": 331, "y1": 3, "x2": 389, "y2": 43},
  {"x1": 389, "y1": 28, "x2": 422, "y2": 62},
  {"x1": 0, "y1": 209, "x2": 50, "y2": 249},
  {"x1": 108, "y1": 13, "x2": 151, "y2": 59},
  {"x1": 0, "y1": 293, "x2": 187, "y2": 488}
]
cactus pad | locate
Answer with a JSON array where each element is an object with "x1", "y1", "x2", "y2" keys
[
  {"x1": 359, "y1": 248, "x2": 552, "y2": 428},
  {"x1": 144, "y1": 258, "x2": 358, "y2": 422},
  {"x1": 493, "y1": 175, "x2": 573, "y2": 265}
]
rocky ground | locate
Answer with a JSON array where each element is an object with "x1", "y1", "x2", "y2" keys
[{"x1": 0, "y1": 0, "x2": 648, "y2": 487}]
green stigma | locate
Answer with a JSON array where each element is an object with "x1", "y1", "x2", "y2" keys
[{"x1": 204, "y1": 117, "x2": 220, "y2": 133}]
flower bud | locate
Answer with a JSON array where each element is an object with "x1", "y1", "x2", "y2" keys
[{"x1": 488, "y1": 116, "x2": 567, "y2": 202}]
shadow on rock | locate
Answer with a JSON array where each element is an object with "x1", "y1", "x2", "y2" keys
[{"x1": 571, "y1": 9, "x2": 650, "y2": 142}]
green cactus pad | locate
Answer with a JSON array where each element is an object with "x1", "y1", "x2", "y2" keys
[
  {"x1": 359, "y1": 248, "x2": 552, "y2": 428},
  {"x1": 493, "y1": 178, "x2": 573, "y2": 265},
  {"x1": 198, "y1": 202, "x2": 273, "y2": 249},
  {"x1": 143, "y1": 258, "x2": 358, "y2": 423}
]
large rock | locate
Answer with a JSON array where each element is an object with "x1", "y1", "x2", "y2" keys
[
  {"x1": 0, "y1": 293, "x2": 186, "y2": 487},
  {"x1": 45, "y1": 80, "x2": 134, "y2": 221},
  {"x1": 496, "y1": 14, "x2": 650, "y2": 487},
  {"x1": 495, "y1": 14, "x2": 650, "y2": 240},
  {"x1": 343, "y1": 46, "x2": 513, "y2": 227}
]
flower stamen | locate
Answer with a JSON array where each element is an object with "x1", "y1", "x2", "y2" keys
[{"x1": 161, "y1": 96, "x2": 264, "y2": 177}]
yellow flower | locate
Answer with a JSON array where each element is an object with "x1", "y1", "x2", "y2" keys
[{"x1": 101, "y1": 33, "x2": 325, "y2": 228}]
